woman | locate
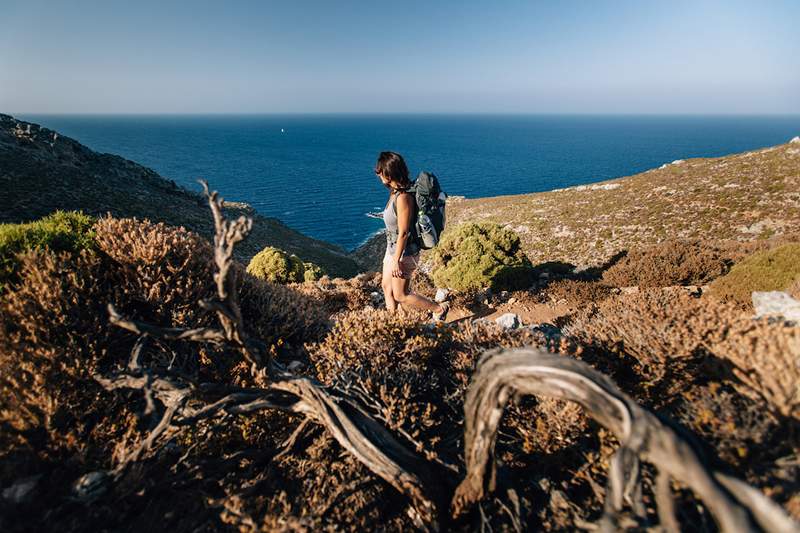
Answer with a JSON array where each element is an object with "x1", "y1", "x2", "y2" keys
[{"x1": 375, "y1": 151, "x2": 449, "y2": 321}]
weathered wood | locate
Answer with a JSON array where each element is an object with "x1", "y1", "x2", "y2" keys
[{"x1": 452, "y1": 347, "x2": 797, "y2": 533}]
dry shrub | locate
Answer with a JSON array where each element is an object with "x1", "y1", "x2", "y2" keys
[
  {"x1": 675, "y1": 381, "x2": 781, "y2": 468},
  {"x1": 0, "y1": 217, "x2": 327, "y2": 487},
  {"x1": 706, "y1": 319, "x2": 800, "y2": 421},
  {"x1": 95, "y1": 216, "x2": 216, "y2": 324},
  {"x1": 709, "y1": 243, "x2": 800, "y2": 308},
  {"x1": 96, "y1": 216, "x2": 325, "y2": 349},
  {"x1": 567, "y1": 287, "x2": 800, "y2": 423},
  {"x1": 0, "y1": 249, "x2": 116, "y2": 465},
  {"x1": 566, "y1": 289, "x2": 741, "y2": 373},
  {"x1": 308, "y1": 310, "x2": 540, "y2": 463},
  {"x1": 294, "y1": 273, "x2": 380, "y2": 318},
  {"x1": 503, "y1": 397, "x2": 589, "y2": 456},
  {"x1": 602, "y1": 239, "x2": 733, "y2": 288},
  {"x1": 543, "y1": 279, "x2": 613, "y2": 304}
]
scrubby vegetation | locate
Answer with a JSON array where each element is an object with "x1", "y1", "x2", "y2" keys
[
  {"x1": 246, "y1": 246, "x2": 306, "y2": 283},
  {"x1": 442, "y1": 140, "x2": 800, "y2": 270},
  {"x1": 0, "y1": 210, "x2": 95, "y2": 291},
  {"x1": 303, "y1": 261, "x2": 326, "y2": 282},
  {"x1": 431, "y1": 222, "x2": 533, "y2": 291},
  {"x1": 601, "y1": 239, "x2": 734, "y2": 287},
  {"x1": 2, "y1": 183, "x2": 798, "y2": 531},
  {"x1": 708, "y1": 243, "x2": 800, "y2": 307}
]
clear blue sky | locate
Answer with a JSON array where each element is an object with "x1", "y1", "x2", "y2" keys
[{"x1": 2, "y1": 0, "x2": 798, "y2": 114}]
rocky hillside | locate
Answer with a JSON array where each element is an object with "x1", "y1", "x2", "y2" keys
[
  {"x1": 355, "y1": 138, "x2": 800, "y2": 271},
  {"x1": 0, "y1": 114, "x2": 359, "y2": 277}
]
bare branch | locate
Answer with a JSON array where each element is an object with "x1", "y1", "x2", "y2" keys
[
  {"x1": 452, "y1": 347, "x2": 797, "y2": 533},
  {"x1": 198, "y1": 179, "x2": 263, "y2": 368}
]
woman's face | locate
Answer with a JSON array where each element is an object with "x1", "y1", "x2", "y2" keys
[{"x1": 377, "y1": 172, "x2": 393, "y2": 189}]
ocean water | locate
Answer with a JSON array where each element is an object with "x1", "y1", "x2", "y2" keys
[{"x1": 20, "y1": 114, "x2": 799, "y2": 251}]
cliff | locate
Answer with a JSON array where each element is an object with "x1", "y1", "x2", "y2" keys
[{"x1": 0, "y1": 114, "x2": 359, "y2": 277}]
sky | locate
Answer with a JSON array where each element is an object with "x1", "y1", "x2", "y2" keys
[{"x1": 1, "y1": 0, "x2": 798, "y2": 114}]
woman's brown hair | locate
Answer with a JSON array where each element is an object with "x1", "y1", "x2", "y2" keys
[{"x1": 375, "y1": 151, "x2": 411, "y2": 189}]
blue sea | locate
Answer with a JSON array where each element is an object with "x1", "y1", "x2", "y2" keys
[{"x1": 20, "y1": 114, "x2": 800, "y2": 251}]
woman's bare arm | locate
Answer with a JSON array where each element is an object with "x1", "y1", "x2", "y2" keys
[{"x1": 392, "y1": 192, "x2": 415, "y2": 275}]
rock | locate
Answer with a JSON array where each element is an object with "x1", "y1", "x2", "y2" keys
[
  {"x1": 72, "y1": 471, "x2": 110, "y2": 502},
  {"x1": 475, "y1": 287, "x2": 493, "y2": 305},
  {"x1": 790, "y1": 136, "x2": 800, "y2": 144},
  {"x1": 369, "y1": 291, "x2": 383, "y2": 305},
  {"x1": 671, "y1": 159, "x2": 685, "y2": 165},
  {"x1": 529, "y1": 323, "x2": 563, "y2": 342},
  {"x1": 495, "y1": 313, "x2": 521, "y2": 329},
  {"x1": 508, "y1": 297, "x2": 517, "y2": 305},
  {"x1": 752, "y1": 291, "x2": 800, "y2": 322},
  {"x1": 2, "y1": 476, "x2": 40, "y2": 504},
  {"x1": 288, "y1": 360, "x2": 304, "y2": 372},
  {"x1": 434, "y1": 288, "x2": 449, "y2": 303}
]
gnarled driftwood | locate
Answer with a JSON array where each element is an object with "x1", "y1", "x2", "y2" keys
[{"x1": 452, "y1": 347, "x2": 797, "y2": 533}]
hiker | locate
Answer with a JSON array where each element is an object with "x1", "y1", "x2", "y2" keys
[{"x1": 375, "y1": 151, "x2": 449, "y2": 321}]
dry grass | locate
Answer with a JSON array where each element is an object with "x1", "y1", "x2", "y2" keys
[{"x1": 442, "y1": 141, "x2": 800, "y2": 270}]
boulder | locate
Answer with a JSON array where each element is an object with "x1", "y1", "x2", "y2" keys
[
  {"x1": 495, "y1": 313, "x2": 521, "y2": 329},
  {"x1": 790, "y1": 136, "x2": 800, "y2": 144},
  {"x1": 434, "y1": 288, "x2": 449, "y2": 303},
  {"x1": 752, "y1": 291, "x2": 800, "y2": 322}
]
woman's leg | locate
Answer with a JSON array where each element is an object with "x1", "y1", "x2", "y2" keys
[
  {"x1": 392, "y1": 276, "x2": 441, "y2": 313},
  {"x1": 382, "y1": 255, "x2": 398, "y2": 312},
  {"x1": 390, "y1": 256, "x2": 443, "y2": 314}
]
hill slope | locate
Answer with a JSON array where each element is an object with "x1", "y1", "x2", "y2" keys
[
  {"x1": 0, "y1": 114, "x2": 359, "y2": 277},
  {"x1": 355, "y1": 138, "x2": 800, "y2": 271}
]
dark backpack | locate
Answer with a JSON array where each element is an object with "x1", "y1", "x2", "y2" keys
[{"x1": 411, "y1": 171, "x2": 447, "y2": 249}]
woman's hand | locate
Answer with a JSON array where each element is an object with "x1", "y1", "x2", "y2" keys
[{"x1": 391, "y1": 259, "x2": 404, "y2": 278}]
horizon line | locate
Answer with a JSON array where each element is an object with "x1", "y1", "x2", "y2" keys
[{"x1": 9, "y1": 111, "x2": 800, "y2": 118}]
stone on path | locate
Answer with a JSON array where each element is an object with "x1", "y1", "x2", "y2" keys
[
  {"x1": 495, "y1": 313, "x2": 521, "y2": 329},
  {"x1": 752, "y1": 291, "x2": 800, "y2": 322}
]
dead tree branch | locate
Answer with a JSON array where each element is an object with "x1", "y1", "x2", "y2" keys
[{"x1": 452, "y1": 347, "x2": 797, "y2": 533}]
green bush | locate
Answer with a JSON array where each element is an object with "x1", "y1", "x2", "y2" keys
[
  {"x1": 431, "y1": 222, "x2": 533, "y2": 292},
  {"x1": 303, "y1": 262, "x2": 326, "y2": 282},
  {"x1": 708, "y1": 243, "x2": 800, "y2": 308},
  {"x1": 0, "y1": 210, "x2": 96, "y2": 291},
  {"x1": 246, "y1": 246, "x2": 305, "y2": 283}
]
